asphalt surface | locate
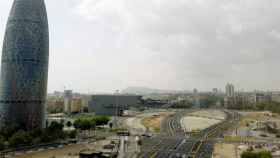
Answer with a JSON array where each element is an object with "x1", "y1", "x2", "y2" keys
[
  {"x1": 139, "y1": 110, "x2": 239, "y2": 158},
  {"x1": 139, "y1": 110, "x2": 194, "y2": 158}
]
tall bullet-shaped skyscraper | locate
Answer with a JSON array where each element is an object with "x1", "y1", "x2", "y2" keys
[{"x1": 0, "y1": 0, "x2": 49, "y2": 130}]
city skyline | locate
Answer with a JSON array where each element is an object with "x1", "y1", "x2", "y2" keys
[{"x1": 1, "y1": 0, "x2": 280, "y2": 93}]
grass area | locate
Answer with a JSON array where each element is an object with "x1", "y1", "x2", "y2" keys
[
  {"x1": 141, "y1": 117, "x2": 161, "y2": 133},
  {"x1": 240, "y1": 113, "x2": 264, "y2": 127},
  {"x1": 238, "y1": 112, "x2": 280, "y2": 128},
  {"x1": 213, "y1": 143, "x2": 237, "y2": 158},
  {"x1": 224, "y1": 136, "x2": 255, "y2": 142},
  {"x1": 141, "y1": 113, "x2": 170, "y2": 133}
]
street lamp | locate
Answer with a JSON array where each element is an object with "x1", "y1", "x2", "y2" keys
[{"x1": 114, "y1": 90, "x2": 119, "y2": 127}]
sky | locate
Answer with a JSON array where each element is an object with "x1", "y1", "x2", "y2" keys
[{"x1": 1, "y1": 0, "x2": 280, "y2": 93}]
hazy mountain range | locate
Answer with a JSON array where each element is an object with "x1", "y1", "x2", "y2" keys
[{"x1": 121, "y1": 87, "x2": 190, "y2": 95}]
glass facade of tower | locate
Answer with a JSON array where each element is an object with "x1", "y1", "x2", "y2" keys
[{"x1": 0, "y1": 0, "x2": 49, "y2": 130}]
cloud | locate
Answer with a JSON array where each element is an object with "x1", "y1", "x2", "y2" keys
[
  {"x1": 268, "y1": 30, "x2": 280, "y2": 41},
  {"x1": 72, "y1": 0, "x2": 280, "y2": 91},
  {"x1": 1, "y1": 0, "x2": 280, "y2": 92}
]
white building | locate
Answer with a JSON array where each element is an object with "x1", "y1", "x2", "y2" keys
[
  {"x1": 225, "y1": 83, "x2": 235, "y2": 97},
  {"x1": 64, "y1": 90, "x2": 73, "y2": 113}
]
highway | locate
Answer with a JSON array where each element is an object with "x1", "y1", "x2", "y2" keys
[
  {"x1": 139, "y1": 110, "x2": 239, "y2": 158},
  {"x1": 139, "y1": 110, "x2": 194, "y2": 158},
  {"x1": 189, "y1": 110, "x2": 240, "y2": 158}
]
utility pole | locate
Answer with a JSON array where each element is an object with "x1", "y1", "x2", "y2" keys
[{"x1": 114, "y1": 90, "x2": 119, "y2": 127}]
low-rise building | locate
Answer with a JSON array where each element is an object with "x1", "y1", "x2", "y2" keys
[
  {"x1": 250, "y1": 92, "x2": 272, "y2": 104},
  {"x1": 47, "y1": 99, "x2": 64, "y2": 113},
  {"x1": 224, "y1": 96, "x2": 235, "y2": 108},
  {"x1": 88, "y1": 95, "x2": 143, "y2": 116},
  {"x1": 71, "y1": 98, "x2": 83, "y2": 113}
]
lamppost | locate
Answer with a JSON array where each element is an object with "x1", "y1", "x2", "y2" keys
[{"x1": 114, "y1": 90, "x2": 119, "y2": 127}]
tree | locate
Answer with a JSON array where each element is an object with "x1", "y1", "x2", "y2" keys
[
  {"x1": 241, "y1": 151, "x2": 272, "y2": 158},
  {"x1": 109, "y1": 122, "x2": 113, "y2": 129},
  {"x1": 73, "y1": 116, "x2": 110, "y2": 131},
  {"x1": 0, "y1": 122, "x2": 70, "y2": 146},
  {"x1": 73, "y1": 118, "x2": 91, "y2": 130},
  {"x1": 94, "y1": 116, "x2": 110, "y2": 126},
  {"x1": 9, "y1": 130, "x2": 32, "y2": 147},
  {"x1": 258, "y1": 151, "x2": 272, "y2": 158},
  {"x1": 0, "y1": 124, "x2": 20, "y2": 139},
  {"x1": 0, "y1": 135, "x2": 5, "y2": 150},
  {"x1": 42, "y1": 122, "x2": 66, "y2": 142},
  {"x1": 60, "y1": 119, "x2": 65, "y2": 125},
  {"x1": 40, "y1": 130, "x2": 53, "y2": 143},
  {"x1": 29, "y1": 128, "x2": 43, "y2": 138},
  {"x1": 81, "y1": 119, "x2": 91, "y2": 130},
  {"x1": 241, "y1": 151, "x2": 256, "y2": 158},
  {"x1": 172, "y1": 100, "x2": 193, "y2": 109},
  {"x1": 200, "y1": 96, "x2": 222, "y2": 108},
  {"x1": 68, "y1": 130, "x2": 77, "y2": 139},
  {"x1": 48, "y1": 122, "x2": 64, "y2": 131},
  {"x1": 66, "y1": 121, "x2": 72, "y2": 128},
  {"x1": 73, "y1": 119, "x2": 82, "y2": 129},
  {"x1": 89, "y1": 119, "x2": 96, "y2": 130}
]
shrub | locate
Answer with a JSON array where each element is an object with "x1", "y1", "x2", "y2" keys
[
  {"x1": 241, "y1": 151, "x2": 272, "y2": 158},
  {"x1": 9, "y1": 130, "x2": 32, "y2": 147},
  {"x1": 68, "y1": 130, "x2": 77, "y2": 139}
]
